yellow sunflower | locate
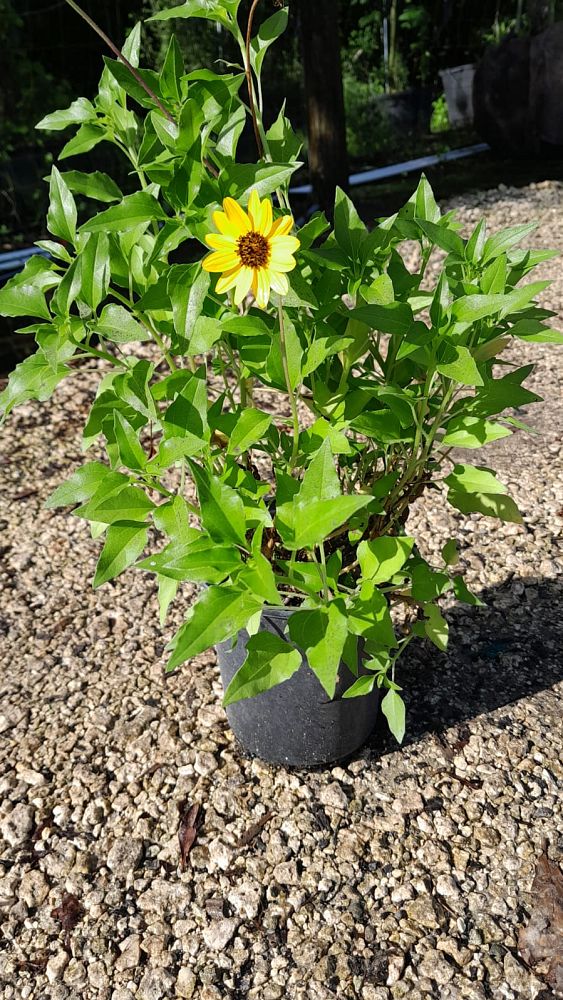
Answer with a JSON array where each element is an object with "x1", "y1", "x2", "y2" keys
[{"x1": 202, "y1": 190, "x2": 300, "y2": 309}]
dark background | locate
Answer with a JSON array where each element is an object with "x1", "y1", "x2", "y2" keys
[{"x1": 2, "y1": 0, "x2": 563, "y2": 371}]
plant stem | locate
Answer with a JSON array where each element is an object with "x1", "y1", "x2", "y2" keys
[
  {"x1": 110, "y1": 287, "x2": 177, "y2": 372},
  {"x1": 318, "y1": 542, "x2": 331, "y2": 602},
  {"x1": 244, "y1": 0, "x2": 265, "y2": 158},
  {"x1": 277, "y1": 296, "x2": 300, "y2": 471},
  {"x1": 62, "y1": 0, "x2": 176, "y2": 125}
]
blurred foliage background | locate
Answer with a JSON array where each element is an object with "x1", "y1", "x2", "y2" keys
[{"x1": 1, "y1": 0, "x2": 563, "y2": 244}]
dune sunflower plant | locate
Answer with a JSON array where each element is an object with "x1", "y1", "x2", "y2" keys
[{"x1": 1, "y1": 0, "x2": 561, "y2": 759}]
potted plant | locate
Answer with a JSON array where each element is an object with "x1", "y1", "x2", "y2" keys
[{"x1": 1, "y1": 0, "x2": 560, "y2": 767}]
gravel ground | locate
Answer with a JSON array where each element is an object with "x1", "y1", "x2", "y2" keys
[{"x1": 1, "y1": 181, "x2": 562, "y2": 1000}]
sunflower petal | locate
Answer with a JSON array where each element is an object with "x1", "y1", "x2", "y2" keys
[
  {"x1": 233, "y1": 266, "x2": 254, "y2": 305},
  {"x1": 212, "y1": 210, "x2": 240, "y2": 238},
  {"x1": 269, "y1": 215, "x2": 294, "y2": 238},
  {"x1": 256, "y1": 197, "x2": 273, "y2": 235},
  {"x1": 205, "y1": 233, "x2": 237, "y2": 250},
  {"x1": 223, "y1": 197, "x2": 251, "y2": 235},
  {"x1": 255, "y1": 269, "x2": 271, "y2": 309},
  {"x1": 216, "y1": 266, "x2": 241, "y2": 294},
  {"x1": 270, "y1": 270, "x2": 289, "y2": 296},
  {"x1": 247, "y1": 189, "x2": 261, "y2": 229},
  {"x1": 270, "y1": 234, "x2": 300, "y2": 254},
  {"x1": 202, "y1": 250, "x2": 240, "y2": 273},
  {"x1": 268, "y1": 253, "x2": 297, "y2": 273}
]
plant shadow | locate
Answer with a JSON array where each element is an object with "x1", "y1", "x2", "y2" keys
[{"x1": 365, "y1": 573, "x2": 563, "y2": 758}]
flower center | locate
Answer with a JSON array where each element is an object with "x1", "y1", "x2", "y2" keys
[{"x1": 237, "y1": 231, "x2": 270, "y2": 269}]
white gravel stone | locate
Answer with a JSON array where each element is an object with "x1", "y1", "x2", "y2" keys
[
  {"x1": 202, "y1": 918, "x2": 239, "y2": 950},
  {"x1": 106, "y1": 838, "x2": 144, "y2": 876},
  {"x1": 0, "y1": 803, "x2": 34, "y2": 847}
]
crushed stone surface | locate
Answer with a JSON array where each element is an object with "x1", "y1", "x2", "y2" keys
[{"x1": 0, "y1": 180, "x2": 562, "y2": 1000}]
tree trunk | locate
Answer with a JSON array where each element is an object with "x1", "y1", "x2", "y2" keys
[
  {"x1": 299, "y1": 0, "x2": 348, "y2": 213},
  {"x1": 528, "y1": 0, "x2": 555, "y2": 34}
]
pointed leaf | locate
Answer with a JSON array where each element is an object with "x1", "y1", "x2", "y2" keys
[
  {"x1": 223, "y1": 632, "x2": 301, "y2": 705},
  {"x1": 93, "y1": 521, "x2": 148, "y2": 588},
  {"x1": 167, "y1": 586, "x2": 261, "y2": 670}
]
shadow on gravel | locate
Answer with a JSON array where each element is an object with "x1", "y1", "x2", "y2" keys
[{"x1": 366, "y1": 573, "x2": 563, "y2": 757}]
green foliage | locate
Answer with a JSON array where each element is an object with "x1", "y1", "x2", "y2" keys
[{"x1": 1, "y1": 8, "x2": 559, "y2": 746}]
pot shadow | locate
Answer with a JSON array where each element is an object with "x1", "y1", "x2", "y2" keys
[{"x1": 365, "y1": 573, "x2": 563, "y2": 759}]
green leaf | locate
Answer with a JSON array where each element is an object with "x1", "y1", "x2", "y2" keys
[
  {"x1": 103, "y1": 58, "x2": 162, "y2": 110},
  {"x1": 149, "y1": 0, "x2": 241, "y2": 31},
  {"x1": 276, "y1": 495, "x2": 372, "y2": 551},
  {"x1": 510, "y1": 319, "x2": 563, "y2": 344},
  {"x1": 80, "y1": 192, "x2": 167, "y2": 233},
  {"x1": 266, "y1": 313, "x2": 303, "y2": 390},
  {"x1": 453, "y1": 575, "x2": 485, "y2": 606},
  {"x1": 157, "y1": 575, "x2": 178, "y2": 625},
  {"x1": 362, "y1": 273, "x2": 395, "y2": 306},
  {"x1": 250, "y1": 7, "x2": 289, "y2": 76},
  {"x1": 45, "y1": 462, "x2": 128, "y2": 508},
  {"x1": 381, "y1": 689, "x2": 405, "y2": 743},
  {"x1": 189, "y1": 316, "x2": 223, "y2": 355},
  {"x1": 36, "y1": 97, "x2": 95, "y2": 131},
  {"x1": 0, "y1": 352, "x2": 68, "y2": 419},
  {"x1": 47, "y1": 166, "x2": 77, "y2": 245},
  {"x1": 75, "y1": 485, "x2": 154, "y2": 524},
  {"x1": 111, "y1": 411, "x2": 146, "y2": 470},
  {"x1": 436, "y1": 345, "x2": 483, "y2": 387},
  {"x1": 288, "y1": 602, "x2": 348, "y2": 698},
  {"x1": 168, "y1": 264, "x2": 210, "y2": 349},
  {"x1": 447, "y1": 491, "x2": 523, "y2": 523},
  {"x1": 350, "y1": 409, "x2": 409, "y2": 444},
  {"x1": 59, "y1": 124, "x2": 108, "y2": 160},
  {"x1": 298, "y1": 437, "x2": 341, "y2": 503},
  {"x1": 350, "y1": 302, "x2": 414, "y2": 336},
  {"x1": 228, "y1": 408, "x2": 272, "y2": 456},
  {"x1": 162, "y1": 369, "x2": 208, "y2": 449},
  {"x1": 167, "y1": 586, "x2": 260, "y2": 671},
  {"x1": 153, "y1": 495, "x2": 195, "y2": 544},
  {"x1": 342, "y1": 674, "x2": 376, "y2": 699},
  {"x1": 465, "y1": 219, "x2": 487, "y2": 263},
  {"x1": 221, "y1": 161, "x2": 300, "y2": 201},
  {"x1": 414, "y1": 174, "x2": 440, "y2": 223},
  {"x1": 417, "y1": 220, "x2": 464, "y2": 255},
  {"x1": 0, "y1": 279, "x2": 51, "y2": 321},
  {"x1": 441, "y1": 539, "x2": 459, "y2": 566},
  {"x1": 333, "y1": 186, "x2": 367, "y2": 264},
  {"x1": 442, "y1": 416, "x2": 511, "y2": 448},
  {"x1": 93, "y1": 521, "x2": 148, "y2": 588},
  {"x1": 95, "y1": 304, "x2": 150, "y2": 344},
  {"x1": 139, "y1": 537, "x2": 241, "y2": 583},
  {"x1": 223, "y1": 631, "x2": 301, "y2": 706},
  {"x1": 238, "y1": 550, "x2": 281, "y2": 606},
  {"x1": 346, "y1": 581, "x2": 397, "y2": 648},
  {"x1": 480, "y1": 253, "x2": 507, "y2": 294},
  {"x1": 79, "y1": 232, "x2": 110, "y2": 311},
  {"x1": 482, "y1": 223, "x2": 537, "y2": 263},
  {"x1": 421, "y1": 603, "x2": 449, "y2": 652},
  {"x1": 160, "y1": 34, "x2": 184, "y2": 101},
  {"x1": 409, "y1": 562, "x2": 450, "y2": 602},
  {"x1": 444, "y1": 463, "x2": 507, "y2": 495},
  {"x1": 357, "y1": 536, "x2": 414, "y2": 584},
  {"x1": 266, "y1": 104, "x2": 302, "y2": 163},
  {"x1": 62, "y1": 170, "x2": 122, "y2": 203},
  {"x1": 188, "y1": 461, "x2": 247, "y2": 547}
]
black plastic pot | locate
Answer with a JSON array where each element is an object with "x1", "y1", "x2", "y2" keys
[{"x1": 216, "y1": 606, "x2": 380, "y2": 768}]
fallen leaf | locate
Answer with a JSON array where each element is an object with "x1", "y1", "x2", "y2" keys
[
  {"x1": 178, "y1": 800, "x2": 200, "y2": 870},
  {"x1": 518, "y1": 842, "x2": 563, "y2": 992},
  {"x1": 237, "y1": 811, "x2": 274, "y2": 848},
  {"x1": 51, "y1": 892, "x2": 84, "y2": 949}
]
